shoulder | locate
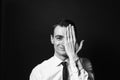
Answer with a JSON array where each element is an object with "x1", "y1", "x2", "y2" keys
[
  {"x1": 30, "y1": 57, "x2": 54, "y2": 76},
  {"x1": 79, "y1": 57, "x2": 93, "y2": 72},
  {"x1": 79, "y1": 57, "x2": 95, "y2": 80}
]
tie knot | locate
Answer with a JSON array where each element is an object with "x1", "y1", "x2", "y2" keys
[{"x1": 61, "y1": 62, "x2": 67, "y2": 67}]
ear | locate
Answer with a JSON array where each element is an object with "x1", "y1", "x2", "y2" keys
[{"x1": 50, "y1": 35, "x2": 54, "y2": 44}]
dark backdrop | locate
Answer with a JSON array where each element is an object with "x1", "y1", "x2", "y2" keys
[{"x1": 1, "y1": 0, "x2": 120, "y2": 80}]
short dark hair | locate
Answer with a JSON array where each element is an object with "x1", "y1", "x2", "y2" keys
[{"x1": 51, "y1": 19, "x2": 78, "y2": 40}]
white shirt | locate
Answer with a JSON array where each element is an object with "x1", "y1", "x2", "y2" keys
[{"x1": 30, "y1": 55, "x2": 88, "y2": 80}]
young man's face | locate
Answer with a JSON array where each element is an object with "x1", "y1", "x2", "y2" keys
[{"x1": 51, "y1": 25, "x2": 67, "y2": 56}]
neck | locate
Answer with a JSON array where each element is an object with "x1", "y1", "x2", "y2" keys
[{"x1": 54, "y1": 51, "x2": 68, "y2": 61}]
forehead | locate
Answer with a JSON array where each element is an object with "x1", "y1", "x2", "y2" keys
[{"x1": 54, "y1": 25, "x2": 66, "y2": 36}]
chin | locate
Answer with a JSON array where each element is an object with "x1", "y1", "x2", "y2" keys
[
  {"x1": 59, "y1": 51, "x2": 66, "y2": 54},
  {"x1": 56, "y1": 50, "x2": 66, "y2": 55},
  {"x1": 56, "y1": 50, "x2": 68, "y2": 59}
]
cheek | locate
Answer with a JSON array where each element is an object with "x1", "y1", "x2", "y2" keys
[
  {"x1": 54, "y1": 39, "x2": 64, "y2": 47},
  {"x1": 54, "y1": 41, "x2": 62, "y2": 48},
  {"x1": 54, "y1": 41, "x2": 60, "y2": 47},
  {"x1": 53, "y1": 40, "x2": 58, "y2": 46}
]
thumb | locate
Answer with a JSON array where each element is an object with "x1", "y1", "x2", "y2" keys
[{"x1": 76, "y1": 40, "x2": 84, "y2": 54}]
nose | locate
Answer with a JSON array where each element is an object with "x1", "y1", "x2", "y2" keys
[{"x1": 61, "y1": 40, "x2": 65, "y2": 45}]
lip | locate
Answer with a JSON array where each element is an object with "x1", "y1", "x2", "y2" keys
[
  {"x1": 57, "y1": 45, "x2": 65, "y2": 50},
  {"x1": 59, "y1": 47, "x2": 65, "y2": 51}
]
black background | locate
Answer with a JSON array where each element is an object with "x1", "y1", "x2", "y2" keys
[{"x1": 1, "y1": 0, "x2": 120, "y2": 80}]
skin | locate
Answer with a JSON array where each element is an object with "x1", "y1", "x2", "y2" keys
[
  {"x1": 51, "y1": 25, "x2": 85, "y2": 75},
  {"x1": 51, "y1": 25, "x2": 84, "y2": 62},
  {"x1": 51, "y1": 25, "x2": 67, "y2": 61}
]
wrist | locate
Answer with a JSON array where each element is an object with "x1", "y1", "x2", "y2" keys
[
  {"x1": 69, "y1": 54, "x2": 79, "y2": 62},
  {"x1": 69, "y1": 59, "x2": 78, "y2": 73}
]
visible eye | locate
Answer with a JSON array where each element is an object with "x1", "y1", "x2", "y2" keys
[{"x1": 55, "y1": 35, "x2": 64, "y2": 40}]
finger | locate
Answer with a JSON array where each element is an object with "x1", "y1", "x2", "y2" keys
[
  {"x1": 70, "y1": 26, "x2": 75, "y2": 46},
  {"x1": 66, "y1": 26, "x2": 69, "y2": 42},
  {"x1": 76, "y1": 40, "x2": 84, "y2": 54},
  {"x1": 68, "y1": 26, "x2": 70, "y2": 42},
  {"x1": 68, "y1": 24, "x2": 71, "y2": 41},
  {"x1": 69, "y1": 25, "x2": 72, "y2": 42},
  {"x1": 71, "y1": 26, "x2": 76, "y2": 45},
  {"x1": 65, "y1": 28, "x2": 67, "y2": 43},
  {"x1": 68, "y1": 24, "x2": 71, "y2": 42}
]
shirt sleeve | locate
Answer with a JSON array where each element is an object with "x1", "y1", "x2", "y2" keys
[
  {"x1": 69, "y1": 59, "x2": 89, "y2": 80},
  {"x1": 29, "y1": 66, "x2": 42, "y2": 80},
  {"x1": 80, "y1": 58, "x2": 95, "y2": 80}
]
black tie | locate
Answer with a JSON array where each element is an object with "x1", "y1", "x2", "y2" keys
[{"x1": 62, "y1": 62, "x2": 69, "y2": 80}]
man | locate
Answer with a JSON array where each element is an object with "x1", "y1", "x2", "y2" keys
[{"x1": 29, "y1": 19, "x2": 94, "y2": 80}]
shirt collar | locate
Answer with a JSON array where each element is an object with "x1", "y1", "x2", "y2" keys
[
  {"x1": 53, "y1": 55, "x2": 63, "y2": 66},
  {"x1": 53, "y1": 54, "x2": 69, "y2": 67}
]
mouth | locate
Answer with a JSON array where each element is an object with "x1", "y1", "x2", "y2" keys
[
  {"x1": 59, "y1": 46, "x2": 65, "y2": 50},
  {"x1": 58, "y1": 45, "x2": 65, "y2": 51}
]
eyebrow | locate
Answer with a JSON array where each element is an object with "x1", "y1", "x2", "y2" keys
[{"x1": 55, "y1": 35, "x2": 64, "y2": 38}]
